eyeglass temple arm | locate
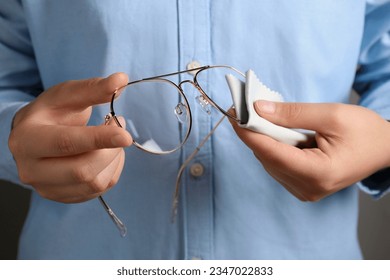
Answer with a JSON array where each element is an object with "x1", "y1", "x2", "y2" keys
[
  {"x1": 141, "y1": 65, "x2": 212, "y2": 81},
  {"x1": 95, "y1": 114, "x2": 127, "y2": 237},
  {"x1": 171, "y1": 112, "x2": 228, "y2": 223},
  {"x1": 98, "y1": 195, "x2": 127, "y2": 237}
]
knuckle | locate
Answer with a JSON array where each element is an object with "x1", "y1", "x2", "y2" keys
[
  {"x1": 57, "y1": 132, "x2": 77, "y2": 154},
  {"x1": 18, "y1": 168, "x2": 34, "y2": 185},
  {"x1": 107, "y1": 177, "x2": 118, "y2": 189},
  {"x1": 87, "y1": 178, "x2": 107, "y2": 193},
  {"x1": 284, "y1": 103, "x2": 303, "y2": 123},
  {"x1": 14, "y1": 159, "x2": 36, "y2": 185},
  {"x1": 93, "y1": 132, "x2": 107, "y2": 149},
  {"x1": 71, "y1": 163, "x2": 106, "y2": 193},
  {"x1": 8, "y1": 127, "x2": 27, "y2": 156},
  {"x1": 107, "y1": 163, "x2": 123, "y2": 189},
  {"x1": 8, "y1": 132, "x2": 19, "y2": 155},
  {"x1": 86, "y1": 77, "x2": 101, "y2": 88},
  {"x1": 72, "y1": 163, "x2": 95, "y2": 185}
]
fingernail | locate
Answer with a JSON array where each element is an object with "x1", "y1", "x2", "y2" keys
[{"x1": 255, "y1": 100, "x2": 276, "y2": 114}]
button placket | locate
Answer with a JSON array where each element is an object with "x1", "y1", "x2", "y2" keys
[{"x1": 178, "y1": 0, "x2": 213, "y2": 260}]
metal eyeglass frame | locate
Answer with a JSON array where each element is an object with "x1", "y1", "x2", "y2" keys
[{"x1": 100, "y1": 65, "x2": 245, "y2": 237}]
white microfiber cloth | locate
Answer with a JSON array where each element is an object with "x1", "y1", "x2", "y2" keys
[{"x1": 226, "y1": 70, "x2": 310, "y2": 146}]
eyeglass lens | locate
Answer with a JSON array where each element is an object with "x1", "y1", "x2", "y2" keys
[
  {"x1": 112, "y1": 66, "x2": 244, "y2": 154},
  {"x1": 113, "y1": 79, "x2": 190, "y2": 154}
]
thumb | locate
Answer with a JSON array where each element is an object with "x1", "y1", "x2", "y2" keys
[
  {"x1": 254, "y1": 100, "x2": 336, "y2": 132},
  {"x1": 45, "y1": 72, "x2": 129, "y2": 111}
]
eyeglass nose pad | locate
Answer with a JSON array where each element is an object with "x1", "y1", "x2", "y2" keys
[
  {"x1": 195, "y1": 95, "x2": 211, "y2": 115},
  {"x1": 174, "y1": 103, "x2": 188, "y2": 124}
]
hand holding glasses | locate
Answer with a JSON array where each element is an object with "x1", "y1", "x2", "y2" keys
[
  {"x1": 100, "y1": 65, "x2": 245, "y2": 236},
  {"x1": 100, "y1": 65, "x2": 312, "y2": 236}
]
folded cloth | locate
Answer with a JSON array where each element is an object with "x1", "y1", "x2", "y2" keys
[{"x1": 226, "y1": 70, "x2": 311, "y2": 146}]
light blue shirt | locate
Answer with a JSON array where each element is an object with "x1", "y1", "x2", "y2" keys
[{"x1": 0, "y1": 0, "x2": 389, "y2": 259}]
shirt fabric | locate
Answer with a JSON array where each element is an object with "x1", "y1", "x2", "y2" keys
[{"x1": 0, "y1": 0, "x2": 390, "y2": 260}]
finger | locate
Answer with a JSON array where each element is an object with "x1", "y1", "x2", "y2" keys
[
  {"x1": 231, "y1": 120, "x2": 326, "y2": 175},
  {"x1": 34, "y1": 182, "x2": 99, "y2": 203},
  {"x1": 106, "y1": 149, "x2": 126, "y2": 189},
  {"x1": 68, "y1": 148, "x2": 125, "y2": 199},
  {"x1": 21, "y1": 124, "x2": 131, "y2": 158},
  {"x1": 254, "y1": 101, "x2": 340, "y2": 132},
  {"x1": 46, "y1": 72, "x2": 129, "y2": 111},
  {"x1": 265, "y1": 171, "x2": 308, "y2": 201},
  {"x1": 230, "y1": 117, "x2": 295, "y2": 160},
  {"x1": 257, "y1": 156, "x2": 308, "y2": 201},
  {"x1": 31, "y1": 147, "x2": 124, "y2": 188},
  {"x1": 35, "y1": 150, "x2": 125, "y2": 203},
  {"x1": 95, "y1": 148, "x2": 125, "y2": 191}
]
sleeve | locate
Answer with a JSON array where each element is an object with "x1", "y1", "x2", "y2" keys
[
  {"x1": 0, "y1": 0, "x2": 42, "y2": 186},
  {"x1": 353, "y1": 0, "x2": 390, "y2": 198}
]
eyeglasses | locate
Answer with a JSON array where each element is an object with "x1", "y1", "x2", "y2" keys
[{"x1": 99, "y1": 65, "x2": 245, "y2": 237}]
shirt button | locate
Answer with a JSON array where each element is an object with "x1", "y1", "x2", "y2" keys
[
  {"x1": 186, "y1": 60, "x2": 202, "y2": 76},
  {"x1": 190, "y1": 163, "x2": 204, "y2": 177}
]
